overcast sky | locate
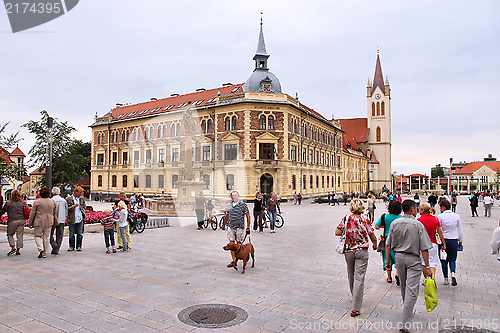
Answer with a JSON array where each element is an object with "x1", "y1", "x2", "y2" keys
[{"x1": 1, "y1": 0, "x2": 499, "y2": 175}]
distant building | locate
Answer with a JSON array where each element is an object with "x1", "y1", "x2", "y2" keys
[
  {"x1": 453, "y1": 155, "x2": 500, "y2": 192},
  {"x1": 0, "y1": 146, "x2": 26, "y2": 198}
]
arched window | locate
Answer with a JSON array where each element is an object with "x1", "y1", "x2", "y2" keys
[
  {"x1": 201, "y1": 120, "x2": 207, "y2": 134},
  {"x1": 260, "y1": 115, "x2": 266, "y2": 130},
  {"x1": 122, "y1": 175, "x2": 128, "y2": 188},
  {"x1": 162, "y1": 125, "x2": 166, "y2": 138},
  {"x1": 225, "y1": 117, "x2": 231, "y2": 131},
  {"x1": 231, "y1": 116, "x2": 237, "y2": 131},
  {"x1": 157, "y1": 126, "x2": 162, "y2": 138},
  {"x1": 372, "y1": 102, "x2": 375, "y2": 116},
  {"x1": 268, "y1": 115, "x2": 274, "y2": 130},
  {"x1": 171, "y1": 124, "x2": 176, "y2": 137},
  {"x1": 310, "y1": 175, "x2": 313, "y2": 189},
  {"x1": 376, "y1": 127, "x2": 381, "y2": 142},
  {"x1": 381, "y1": 102, "x2": 385, "y2": 116},
  {"x1": 291, "y1": 175, "x2": 296, "y2": 190},
  {"x1": 97, "y1": 175, "x2": 103, "y2": 187},
  {"x1": 207, "y1": 119, "x2": 213, "y2": 133},
  {"x1": 176, "y1": 123, "x2": 181, "y2": 136},
  {"x1": 149, "y1": 127, "x2": 153, "y2": 140},
  {"x1": 376, "y1": 102, "x2": 380, "y2": 116},
  {"x1": 112, "y1": 175, "x2": 117, "y2": 187}
]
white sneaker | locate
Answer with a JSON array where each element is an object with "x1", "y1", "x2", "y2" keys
[
  {"x1": 271, "y1": 230, "x2": 275, "y2": 233},
  {"x1": 443, "y1": 278, "x2": 449, "y2": 285}
]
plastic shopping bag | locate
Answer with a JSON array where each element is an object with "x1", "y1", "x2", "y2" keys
[{"x1": 424, "y1": 276, "x2": 438, "y2": 312}]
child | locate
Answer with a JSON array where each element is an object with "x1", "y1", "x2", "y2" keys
[
  {"x1": 102, "y1": 209, "x2": 117, "y2": 254},
  {"x1": 117, "y1": 201, "x2": 129, "y2": 252}
]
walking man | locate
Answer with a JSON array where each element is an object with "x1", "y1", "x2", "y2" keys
[
  {"x1": 386, "y1": 199, "x2": 432, "y2": 333},
  {"x1": 484, "y1": 191, "x2": 493, "y2": 217},
  {"x1": 66, "y1": 186, "x2": 86, "y2": 251},
  {"x1": 221, "y1": 191, "x2": 251, "y2": 268},
  {"x1": 50, "y1": 187, "x2": 67, "y2": 255}
]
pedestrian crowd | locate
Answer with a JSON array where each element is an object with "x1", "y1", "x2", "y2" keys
[
  {"x1": 334, "y1": 189, "x2": 499, "y2": 333},
  {"x1": 1, "y1": 187, "x2": 134, "y2": 258}
]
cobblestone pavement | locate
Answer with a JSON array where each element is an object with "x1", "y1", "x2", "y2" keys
[{"x1": 0, "y1": 196, "x2": 499, "y2": 333}]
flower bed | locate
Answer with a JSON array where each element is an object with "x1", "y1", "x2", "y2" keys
[{"x1": 0, "y1": 211, "x2": 107, "y2": 226}]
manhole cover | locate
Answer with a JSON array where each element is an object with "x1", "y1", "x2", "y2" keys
[
  {"x1": 439, "y1": 328, "x2": 499, "y2": 333},
  {"x1": 178, "y1": 304, "x2": 248, "y2": 328}
]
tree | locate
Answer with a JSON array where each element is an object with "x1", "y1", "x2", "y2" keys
[
  {"x1": 22, "y1": 110, "x2": 75, "y2": 169},
  {"x1": 431, "y1": 166, "x2": 445, "y2": 178},
  {"x1": 22, "y1": 110, "x2": 90, "y2": 187},
  {"x1": 0, "y1": 122, "x2": 24, "y2": 181}
]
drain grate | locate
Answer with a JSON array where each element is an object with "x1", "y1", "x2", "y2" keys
[{"x1": 178, "y1": 304, "x2": 248, "y2": 328}]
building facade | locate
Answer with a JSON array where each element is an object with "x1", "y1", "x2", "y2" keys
[{"x1": 90, "y1": 23, "x2": 344, "y2": 201}]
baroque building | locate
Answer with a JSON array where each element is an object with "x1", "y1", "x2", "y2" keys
[{"x1": 90, "y1": 23, "x2": 344, "y2": 201}]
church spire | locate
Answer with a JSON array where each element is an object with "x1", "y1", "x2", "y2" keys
[
  {"x1": 372, "y1": 48, "x2": 385, "y2": 96},
  {"x1": 253, "y1": 16, "x2": 269, "y2": 70}
]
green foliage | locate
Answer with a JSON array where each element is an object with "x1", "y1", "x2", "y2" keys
[
  {"x1": 0, "y1": 122, "x2": 22, "y2": 150},
  {"x1": 22, "y1": 110, "x2": 76, "y2": 169},
  {"x1": 431, "y1": 166, "x2": 445, "y2": 178},
  {"x1": 22, "y1": 110, "x2": 90, "y2": 187}
]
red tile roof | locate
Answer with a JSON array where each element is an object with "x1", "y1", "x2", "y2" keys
[
  {"x1": 9, "y1": 147, "x2": 25, "y2": 157},
  {"x1": 0, "y1": 147, "x2": 14, "y2": 163},
  {"x1": 106, "y1": 84, "x2": 244, "y2": 121},
  {"x1": 370, "y1": 150, "x2": 379, "y2": 164},
  {"x1": 454, "y1": 161, "x2": 500, "y2": 175},
  {"x1": 336, "y1": 118, "x2": 368, "y2": 150},
  {"x1": 298, "y1": 103, "x2": 329, "y2": 122}
]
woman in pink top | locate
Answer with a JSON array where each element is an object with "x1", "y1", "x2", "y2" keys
[
  {"x1": 417, "y1": 203, "x2": 446, "y2": 278},
  {"x1": 335, "y1": 199, "x2": 377, "y2": 318}
]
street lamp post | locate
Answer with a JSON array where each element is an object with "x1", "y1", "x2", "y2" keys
[{"x1": 45, "y1": 115, "x2": 53, "y2": 190}]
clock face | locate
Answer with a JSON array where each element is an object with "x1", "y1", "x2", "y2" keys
[{"x1": 375, "y1": 94, "x2": 381, "y2": 100}]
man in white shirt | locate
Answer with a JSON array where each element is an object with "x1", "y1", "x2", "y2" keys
[
  {"x1": 483, "y1": 191, "x2": 493, "y2": 217},
  {"x1": 50, "y1": 187, "x2": 68, "y2": 255},
  {"x1": 66, "y1": 186, "x2": 86, "y2": 251}
]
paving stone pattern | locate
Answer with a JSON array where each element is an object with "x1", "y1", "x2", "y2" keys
[{"x1": 0, "y1": 197, "x2": 499, "y2": 332}]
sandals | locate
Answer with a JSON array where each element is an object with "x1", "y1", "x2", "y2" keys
[
  {"x1": 227, "y1": 261, "x2": 235, "y2": 268},
  {"x1": 106, "y1": 250, "x2": 110, "y2": 254},
  {"x1": 395, "y1": 275, "x2": 400, "y2": 287},
  {"x1": 112, "y1": 249, "x2": 117, "y2": 253},
  {"x1": 350, "y1": 310, "x2": 361, "y2": 317},
  {"x1": 387, "y1": 277, "x2": 392, "y2": 283}
]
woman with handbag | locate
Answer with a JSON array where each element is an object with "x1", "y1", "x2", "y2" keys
[
  {"x1": 417, "y1": 203, "x2": 446, "y2": 278},
  {"x1": 437, "y1": 199, "x2": 463, "y2": 286},
  {"x1": 0, "y1": 190, "x2": 27, "y2": 256},
  {"x1": 335, "y1": 199, "x2": 377, "y2": 317},
  {"x1": 375, "y1": 200, "x2": 402, "y2": 285}
]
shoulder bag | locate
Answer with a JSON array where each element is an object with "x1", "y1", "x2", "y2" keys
[
  {"x1": 434, "y1": 216, "x2": 442, "y2": 245},
  {"x1": 335, "y1": 215, "x2": 348, "y2": 254},
  {"x1": 377, "y1": 214, "x2": 386, "y2": 252},
  {"x1": 23, "y1": 204, "x2": 30, "y2": 220}
]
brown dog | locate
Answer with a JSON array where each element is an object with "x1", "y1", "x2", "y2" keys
[{"x1": 223, "y1": 238, "x2": 255, "y2": 274}]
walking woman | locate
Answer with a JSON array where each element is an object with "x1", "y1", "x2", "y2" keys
[
  {"x1": 375, "y1": 200, "x2": 402, "y2": 285},
  {"x1": 28, "y1": 187, "x2": 57, "y2": 259},
  {"x1": 335, "y1": 198, "x2": 377, "y2": 317},
  {"x1": 367, "y1": 193, "x2": 375, "y2": 223},
  {"x1": 267, "y1": 192, "x2": 278, "y2": 233},
  {"x1": 418, "y1": 203, "x2": 446, "y2": 278},
  {"x1": 438, "y1": 199, "x2": 463, "y2": 286},
  {"x1": 253, "y1": 192, "x2": 263, "y2": 233},
  {"x1": 1, "y1": 189, "x2": 27, "y2": 256},
  {"x1": 469, "y1": 192, "x2": 479, "y2": 217}
]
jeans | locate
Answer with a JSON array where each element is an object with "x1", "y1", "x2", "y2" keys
[
  {"x1": 50, "y1": 223, "x2": 65, "y2": 254},
  {"x1": 485, "y1": 204, "x2": 492, "y2": 217},
  {"x1": 119, "y1": 226, "x2": 128, "y2": 250},
  {"x1": 69, "y1": 222, "x2": 83, "y2": 249},
  {"x1": 440, "y1": 239, "x2": 458, "y2": 278},
  {"x1": 471, "y1": 205, "x2": 478, "y2": 217},
  {"x1": 268, "y1": 211, "x2": 277, "y2": 230},
  {"x1": 104, "y1": 228, "x2": 115, "y2": 248}
]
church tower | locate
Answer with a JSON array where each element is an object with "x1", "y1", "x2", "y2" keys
[{"x1": 367, "y1": 49, "x2": 392, "y2": 192}]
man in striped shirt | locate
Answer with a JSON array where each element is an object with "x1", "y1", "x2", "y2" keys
[{"x1": 222, "y1": 191, "x2": 251, "y2": 268}]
